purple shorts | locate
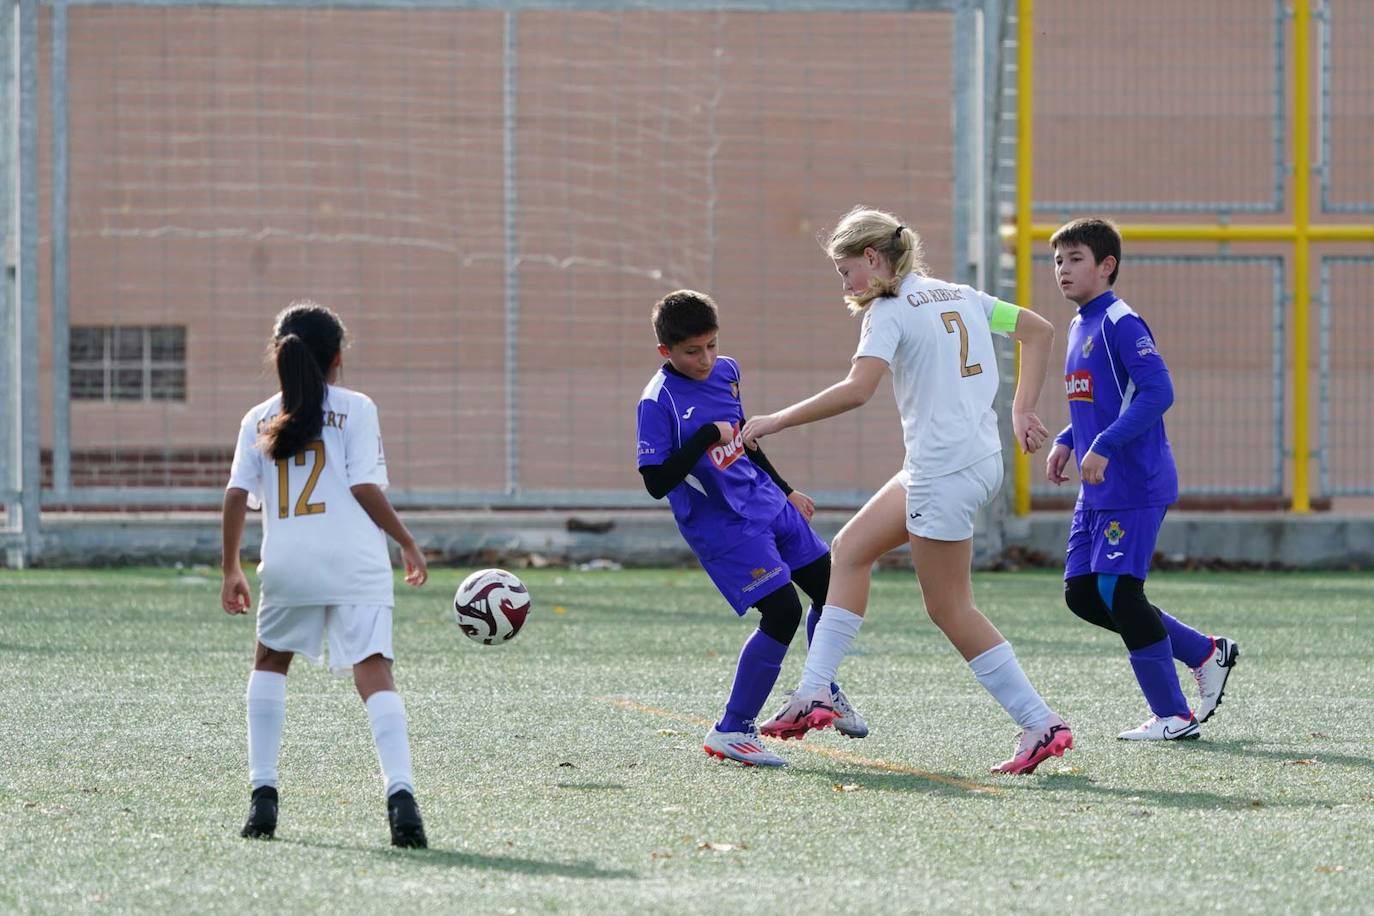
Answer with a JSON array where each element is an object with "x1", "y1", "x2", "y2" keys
[
  {"x1": 698, "y1": 501, "x2": 829, "y2": 616},
  {"x1": 1064, "y1": 505, "x2": 1167, "y2": 582}
]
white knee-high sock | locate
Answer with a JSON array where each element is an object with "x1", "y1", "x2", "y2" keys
[
  {"x1": 798, "y1": 605, "x2": 864, "y2": 694},
  {"x1": 365, "y1": 690, "x2": 415, "y2": 797},
  {"x1": 968, "y1": 641, "x2": 1054, "y2": 729},
  {"x1": 246, "y1": 670, "x2": 287, "y2": 789}
]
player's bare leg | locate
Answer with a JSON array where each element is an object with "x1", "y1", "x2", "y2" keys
[
  {"x1": 353, "y1": 653, "x2": 425, "y2": 848},
  {"x1": 909, "y1": 537, "x2": 1072, "y2": 774},
  {"x1": 762, "y1": 477, "x2": 907, "y2": 740}
]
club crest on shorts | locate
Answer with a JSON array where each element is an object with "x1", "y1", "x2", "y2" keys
[
  {"x1": 1105, "y1": 520, "x2": 1126, "y2": 545},
  {"x1": 751, "y1": 567, "x2": 767, "y2": 579}
]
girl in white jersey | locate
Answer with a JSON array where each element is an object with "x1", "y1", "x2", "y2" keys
[
  {"x1": 221, "y1": 302, "x2": 430, "y2": 846},
  {"x1": 742, "y1": 207, "x2": 1073, "y2": 775}
]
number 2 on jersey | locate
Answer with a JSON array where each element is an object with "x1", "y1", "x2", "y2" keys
[
  {"x1": 941, "y1": 311, "x2": 984, "y2": 378},
  {"x1": 275, "y1": 440, "x2": 326, "y2": 518}
]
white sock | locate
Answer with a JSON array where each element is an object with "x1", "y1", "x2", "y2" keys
[
  {"x1": 365, "y1": 690, "x2": 415, "y2": 798},
  {"x1": 968, "y1": 641, "x2": 1054, "y2": 729},
  {"x1": 798, "y1": 605, "x2": 864, "y2": 694},
  {"x1": 246, "y1": 670, "x2": 287, "y2": 789}
]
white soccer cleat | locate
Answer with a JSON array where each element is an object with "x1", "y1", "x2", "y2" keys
[
  {"x1": 1192, "y1": 637, "x2": 1239, "y2": 724},
  {"x1": 1117, "y1": 713, "x2": 1200, "y2": 741},
  {"x1": 703, "y1": 726, "x2": 786, "y2": 767},
  {"x1": 759, "y1": 687, "x2": 836, "y2": 741},
  {"x1": 830, "y1": 686, "x2": 869, "y2": 739}
]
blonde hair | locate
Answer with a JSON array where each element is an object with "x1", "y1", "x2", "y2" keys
[{"x1": 824, "y1": 206, "x2": 928, "y2": 315}]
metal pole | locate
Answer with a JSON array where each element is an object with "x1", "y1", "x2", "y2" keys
[
  {"x1": 18, "y1": 0, "x2": 38, "y2": 562},
  {"x1": 0, "y1": 0, "x2": 15, "y2": 559},
  {"x1": 1291, "y1": 0, "x2": 1312, "y2": 512},
  {"x1": 502, "y1": 9, "x2": 519, "y2": 497},
  {"x1": 50, "y1": 0, "x2": 69, "y2": 500},
  {"x1": 1011, "y1": 0, "x2": 1032, "y2": 516},
  {"x1": 951, "y1": 0, "x2": 973, "y2": 286}
]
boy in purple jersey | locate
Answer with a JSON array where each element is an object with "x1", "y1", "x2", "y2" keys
[
  {"x1": 1047, "y1": 218, "x2": 1240, "y2": 741},
  {"x1": 637, "y1": 290, "x2": 866, "y2": 767}
]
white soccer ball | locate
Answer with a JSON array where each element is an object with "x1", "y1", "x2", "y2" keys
[{"x1": 453, "y1": 568, "x2": 531, "y2": 644}]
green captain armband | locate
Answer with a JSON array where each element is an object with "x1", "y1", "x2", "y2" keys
[{"x1": 989, "y1": 299, "x2": 1022, "y2": 333}]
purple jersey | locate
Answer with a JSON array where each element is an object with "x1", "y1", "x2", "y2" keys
[
  {"x1": 636, "y1": 356, "x2": 788, "y2": 560},
  {"x1": 1061, "y1": 291, "x2": 1179, "y2": 509}
]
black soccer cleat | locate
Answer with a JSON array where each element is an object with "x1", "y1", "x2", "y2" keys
[
  {"x1": 240, "y1": 785, "x2": 278, "y2": 839},
  {"x1": 387, "y1": 790, "x2": 428, "y2": 849}
]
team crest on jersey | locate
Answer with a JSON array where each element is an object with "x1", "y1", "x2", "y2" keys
[
  {"x1": 1105, "y1": 520, "x2": 1125, "y2": 545},
  {"x1": 1065, "y1": 370, "x2": 1093, "y2": 402},
  {"x1": 729, "y1": 381, "x2": 739, "y2": 399},
  {"x1": 1081, "y1": 336, "x2": 1094, "y2": 357},
  {"x1": 709, "y1": 423, "x2": 746, "y2": 471}
]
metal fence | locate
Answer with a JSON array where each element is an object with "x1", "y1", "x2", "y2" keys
[{"x1": 3, "y1": 0, "x2": 1373, "y2": 566}]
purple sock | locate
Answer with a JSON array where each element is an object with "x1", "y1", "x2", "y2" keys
[
  {"x1": 1157, "y1": 609, "x2": 1213, "y2": 668},
  {"x1": 1128, "y1": 637, "x2": 1192, "y2": 719},
  {"x1": 803, "y1": 606, "x2": 839, "y2": 694},
  {"x1": 717, "y1": 629, "x2": 788, "y2": 734}
]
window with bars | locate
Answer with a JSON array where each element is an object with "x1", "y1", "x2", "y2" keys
[{"x1": 70, "y1": 326, "x2": 187, "y2": 402}]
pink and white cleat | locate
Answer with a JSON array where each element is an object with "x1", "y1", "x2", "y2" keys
[
  {"x1": 991, "y1": 714, "x2": 1074, "y2": 774},
  {"x1": 758, "y1": 687, "x2": 837, "y2": 740}
]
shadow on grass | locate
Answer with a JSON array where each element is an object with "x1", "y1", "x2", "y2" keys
[
  {"x1": 1186, "y1": 738, "x2": 1374, "y2": 772},
  {"x1": 1019, "y1": 770, "x2": 1336, "y2": 810},
  {"x1": 282, "y1": 837, "x2": 639, "y2": 880},
  {"x1": 792, "y1": 766, "x2": 1003, "y2": 799}
]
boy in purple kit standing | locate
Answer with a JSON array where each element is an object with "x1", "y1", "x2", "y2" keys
[
  {"x1": 1047, "y1": 218, "x2": 1240, "y2": 741},
  {"x1": 636, "y1": 290, "x2": 866, "y2": 767}
]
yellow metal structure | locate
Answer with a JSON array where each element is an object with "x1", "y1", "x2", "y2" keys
[{"x1": 1011, "y1": 0, "x2": 1374, "y2": 514}]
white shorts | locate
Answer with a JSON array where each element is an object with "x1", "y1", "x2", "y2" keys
[
  {"x1": 899, "y1": 452, "x2": 1004, "y2": 541},
  {"x1": 256, "y1": 603, "x2": 394, "y2": 675}
]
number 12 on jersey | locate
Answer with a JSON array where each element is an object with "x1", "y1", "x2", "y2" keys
[{"x1": 275, "y1": 440, "x2": 327, "y2": 518}]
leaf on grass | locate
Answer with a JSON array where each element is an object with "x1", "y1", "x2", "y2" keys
[
  {"x1": 650, "y1": 851, "x2": 672, "y2": 860},
  {"x1": 832, "y1": 783, "x2": 863, "y2": 793},
  {"x1": 1316, "y1": 865, "x2": 1345, "y2": 875},
  {"x1": 1310, "y1": 732, "x2": 1329, "y2": 739},
  {"x1": 553, "y1": 605, "x2": 567, "y2": 616},
  {"x1": 1128, "y1": 809, "x2": 1153, "y2": 818},
  {"x1": 656, "y1": 729, "x2": 682, "y2": 737},
  {"x1": 698, "y1": 841, "x2": 747, "y2": 852},
  {"x1": 558, "y1": 761, "x2": 576, "y2": 768},
  {"x1": 1249, "y1": 800, "x2": 1265, "y2": 808},
  {"x1": 1285, "y1": 758, "x2": 1318, "y2": 766}
]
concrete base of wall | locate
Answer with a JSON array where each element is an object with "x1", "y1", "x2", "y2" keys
[{"x1": 14, "y1": 509, "x2": 1374, "y2": 570}]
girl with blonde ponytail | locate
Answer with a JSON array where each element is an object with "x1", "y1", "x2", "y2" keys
[{"x1": 745, "y1": 207, "x2": 1074, "y2": 775}]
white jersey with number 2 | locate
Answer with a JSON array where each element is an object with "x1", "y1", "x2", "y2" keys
[
  {"x1": 853, "y1": 273, "x2": 1010, "y2": 480},
  {"x1": 227, "y1": 384, "x2": 394, "y2": 608}
]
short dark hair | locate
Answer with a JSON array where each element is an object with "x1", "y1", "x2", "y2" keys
[
  {"x1": 1050, "y1": 217, "x2": 1122, "y2": 285},
  {"x1": 652, "y1": 289, "x2": 719, "y2": 347}
]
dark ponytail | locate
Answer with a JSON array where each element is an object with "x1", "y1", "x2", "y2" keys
[{"x1": 258, "y1": 301, "x2": 346, "y2": 460}]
